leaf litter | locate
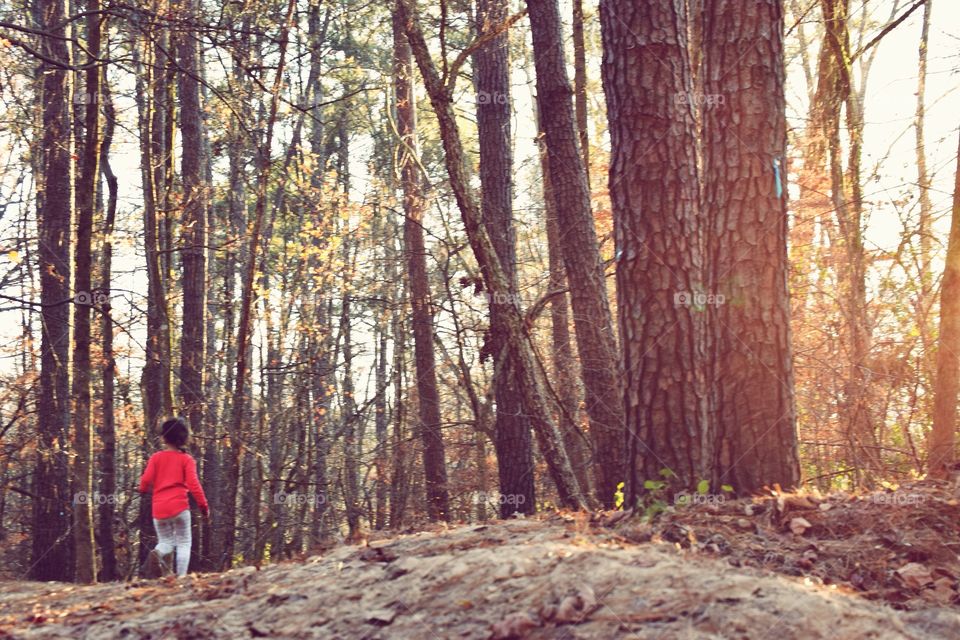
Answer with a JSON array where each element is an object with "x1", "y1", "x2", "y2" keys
[{"x1": 0, "y1": 481, "x2": 959, "y2": 638}]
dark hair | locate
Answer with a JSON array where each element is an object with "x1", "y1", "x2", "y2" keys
[{"x1": 160, "y1": 417, "x2": 189, "y2": 450}]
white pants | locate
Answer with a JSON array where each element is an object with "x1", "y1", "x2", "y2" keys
[{"x1": 153, "y1": 509, "x2": 191, "y2": 576}]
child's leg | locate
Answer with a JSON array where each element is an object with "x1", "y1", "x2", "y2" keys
[
  {"x1": 171, "y1": 510, "x2": 192, "y2": 576},
  {"x1": 152, "y1": 517, "x2": 176, "y2": 574},
  {"x1": 154, "y1": 517, "x2": 175, "y2": 557}
]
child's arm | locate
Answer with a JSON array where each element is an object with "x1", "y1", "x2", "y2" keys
[
  {"x1": 184, "y1": 455, "x2": 210, "y2": 516},
  {"x1": 138, "y1": 454, "x2": 156, "y2": 493}
]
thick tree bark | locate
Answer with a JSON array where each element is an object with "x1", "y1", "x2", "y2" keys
[
  {"x1": 393, "y1": 9, "x2": 451, "y2": 521},
  {"x1": 72, "y1": 0, "x2": 103, "y2": 583},
  {"x1": 396, "y1": 0, "x2": 587, "y2": 510},
  {"x1": 31, "y1": 0, "x2": 74, "y2": 582},
  {"x1": 97, "y1": 82, "x2": 119, "y2": 581},
  {"x1": 929, "y1": 132, "x2": 960, "y2": 476},
  {"x1": 473, "y1": 0, "x2": 535, "y2": 517},
  {"x1": 526, "y1": 0, "x2": 625, "y2": 507},
  {"x1": 702, "y1": 0, "x2": 800, "y2": 493},
  {"x1": 600, "y1": 0, "x2": 712, "y2": 500}
]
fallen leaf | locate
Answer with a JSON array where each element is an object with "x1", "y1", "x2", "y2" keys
[
  {"x1": 896, "y1": 563, "x2": 934, "y2": 590},
  {"x1": 789, "y1": 517, "x2": 812, "y2": 535}
]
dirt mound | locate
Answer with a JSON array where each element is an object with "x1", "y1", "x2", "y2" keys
[
  {"x1": 3, "y1": 514, "x2": 960, "y2": 639},
  {"x1": 611, "y1": 479, "x2": 960, "y2": 612}
]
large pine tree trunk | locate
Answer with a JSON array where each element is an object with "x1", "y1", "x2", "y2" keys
[
  {"x1": 393, "y1": 10, "x2": 451, "y2": 522},
  {"x1": 526, "y1": 0, "x2": 624, "y2": 507},
  {"x1": 474, "y1": 0, "x2": 535, "y2": 517},
  {"x1": 396, "y1": 0, "x2": 587, "y2": 510},
  {"x1": 600, "y1": 0, "x2": 712, "y2": 499},
  {"x1": 702, "y1": 0, "x2": 800, "y2": 493},
  {"x1": 929, "y1": 132, "x2": 960, "y2": 476},
  {"x1": 72, "y1": 0, "x2": 103, "y2": 583},
  {"x1": 31, "y1": 0, "x2": 74, "y2": 582}
]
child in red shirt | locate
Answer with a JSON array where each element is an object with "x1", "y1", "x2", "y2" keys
[{"x1": 138, "y1": 417, "x2": 210, "y2": 576}]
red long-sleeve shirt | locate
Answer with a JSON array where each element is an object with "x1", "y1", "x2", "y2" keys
[{"x1": 138, "y1": 450, "x2": 209, "y2": 520}]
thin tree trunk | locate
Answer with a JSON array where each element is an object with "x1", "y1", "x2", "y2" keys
[
  {"x1": 97, "y1": 80, "x2": 119, "y2": 582},
  {"x1": 474, "y1": 0, "x2": 535, "y2": 517},
  {"x1": 31, "y1": 0, "x2": 74, "y2": 582},
  {"x1": 530, "y1": 86, "x2": 591, "y2": 498},
  {"x1": 177, "y1": 0, "x2": 207, "y2": 478},
  {"x1": 222, "y1": 0, "x2": 296, "y2": 566},
  {"x1": 71, "y1": 0, "x2": 102, "y2": 584},
  {"x1": 571, "y1": 0, "x2": 590, "y2": 186},
  {"x1": 526, "y1": 0, "x2": 624, "y2": 507},
  {"x1": 393, "y1": 9, "x2": 451, "y2": 521},
  {"x1": 929, "y1": 132, "x2": 960, "y2": 477},
  {"x1": 396, "y1": 0, "x2": 587, "y2": 510}
]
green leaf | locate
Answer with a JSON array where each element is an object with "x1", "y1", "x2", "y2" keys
[
  {"x1": 659, "y1": 468, "x2": 677, "y2": 479},
  {"x1": 697, "y1": 479, "x2": 710, "y2": 495},
  {"x1": 643, "y1": 479, "x2": 665, "y2": 491},
  {"x1": 721, "y1": 484, "x2": 734, "y2": 493}
]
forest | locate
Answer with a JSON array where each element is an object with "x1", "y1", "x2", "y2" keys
[{"x1": 2, "y1": 0, "x2": 960, "y2": 634}]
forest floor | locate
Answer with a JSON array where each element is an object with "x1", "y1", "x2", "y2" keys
[{"x1": 3, "y1": 481, "x2": 960, "y2": 639}]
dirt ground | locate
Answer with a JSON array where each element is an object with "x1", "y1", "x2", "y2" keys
[{"x1": 2, "y1": 482, "x2": 960, "y2": 639}]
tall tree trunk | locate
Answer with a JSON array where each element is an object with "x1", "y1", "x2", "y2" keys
[
  {"x1": 929, "y1": 132, "x2": 960, "y2": 477},
  {"x1": 31, "y1": 0, "x2": 74, "y2": 582},
  {"x1": 97, "y1": 81, "x2": 119, "y2": 581},
  {"x1": 72, "y1": 0, "x2": 103, "y2": 583},
  {"x1": 526, "y1": 0, "x2": 624, "y2": 507},
  {"x1": 474, "y1": 0, "x2": 535, "y2": 517},
  {"x1": 600, "y1": 0, "x2": 712, "y2": 500},
  {"x1": 393, "y1": 9, "x2": 451, "y2": 521},
  {"x1": 135, "y1": 20, "x2": 172, "y2": 568},
  {"x1": 915, "y1": 0, "x2": 935, "y2": 429},
  {"x1": 177, "y1": 0, "x2": 207, "y2": 475},
  {"x1": 337, "y1": 121, "x2": 363, "y2": 538},
  {"x1": 396, "y1": 0, "x2": 587, "y2": 510},
  {"x1": 530, "y1": 89, "x2": 591, "y2": 498},
  {"x1": 222, "y1": 0, "x2": 296, "y2": 566},
  {"x1": 702, "y1": 0, "x2": 800, "y2": 493}
]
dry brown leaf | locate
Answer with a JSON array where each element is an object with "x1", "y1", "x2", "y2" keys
[{"x1": 896, "y1": 563, "x2": 934, "y2": 590}]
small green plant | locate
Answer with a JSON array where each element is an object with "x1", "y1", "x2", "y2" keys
[{"x1": 634, "y1": 469, "x2": 676, "y2": 522}]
